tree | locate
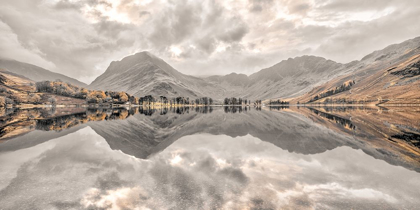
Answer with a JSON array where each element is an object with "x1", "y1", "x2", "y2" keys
[
  {"x1": 129, "y1": 96, "x2": 138, "y2": 105},
  {"x1": 48, "y1": 97, "x2": 57, "y2": 105},
  {"x1": 9, "y1": 93, "x2": 23, "y2": 104},
  {"x1": 29, "y1": 93, "x2": 41, "y2": 104},
  {"x1": 5, "y1": 97, "x2": 14, "y2": 104},
  {"x1": 87, "y1": 90, "x2": 106, "y2": 103},
  {"x1": 0, "y1": 96, "x2": 5, "y2": 107}
]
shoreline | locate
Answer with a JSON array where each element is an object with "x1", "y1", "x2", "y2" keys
[{"x1": 3, "y1": 103, "x2": 420, "y2": 109}]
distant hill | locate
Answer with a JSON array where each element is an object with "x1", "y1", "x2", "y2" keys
[
  {"x1": 205, "y1": 56, "x2": 353, "y2": 100},
  {"x1": 89, "y1": 52, "x2": 224, "y2": 99},
  {"x1": 0, "y1": 69, "x2": 35, "y2": 92},
  {"x1": 292, "y1": 36, "x2": 420, "y2": 105},
  {"x1": 0, "y1": 59, "x2": 86, "y2": 87}
]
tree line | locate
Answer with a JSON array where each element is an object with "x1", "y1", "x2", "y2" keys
[
  {"x1": 0, "y1": 79, "x2": 266, "y2": 107},
  {"x1": 139, "y1": 95, "x2": 214, "y2": 106},
  {"x1": 35, "y1": 80, "x2": 137, "y2": 104},
  {"x1": 268, "y1": 99, "x2": 289, "y2": 105},
  {"x1": 308, "y1": 80, "x2": 355, "y2": 103},
  {"x1": 223, "y1": 97, "x2": 251, "y2": 105}
]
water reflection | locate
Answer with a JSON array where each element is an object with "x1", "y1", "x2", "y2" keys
[
  {"x1": 139, "y1": 106, "x2": 215, "y2": 116},
  {"x1": 0, "y1": 106, "x2": 419, "y2": 209},
  {"x1": 307, "y1": 107, "x2": 356, "y2": 130}
]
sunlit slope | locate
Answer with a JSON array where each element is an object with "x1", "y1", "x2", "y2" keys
[{"x1": 292, "y1": 37, "x2": 420, "y2": 104}]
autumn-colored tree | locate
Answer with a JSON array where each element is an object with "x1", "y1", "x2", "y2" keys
[
  {"x1": 28, "y1": 93, "x2": 42, "y2": 104},
  {"x1": 0, "y1": 96, "x2": 5, "y2": 107}
]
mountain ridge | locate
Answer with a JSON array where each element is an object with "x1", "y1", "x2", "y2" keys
[
  {"x1": 90, "y1": 52, "x2": 350, "y2": 100},
  {"x1": 0, "y1": 58, "x2": 87, "y2": 87},
  {"x1": 4, "y1": 36, "x2": 420, "y2": 102},
  {"x1": 89, "y1": 51, "x2": 224, "y2": 99},
  {"x1": 291, "y1": 36, "x2": 420, "y2": 104}
]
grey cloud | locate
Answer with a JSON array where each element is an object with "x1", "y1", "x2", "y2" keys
[
  {"x1": 288, "y1": 194, "x2": 314, "y2": 209},
  {"x1": 54, "y1": 0, "x2": 83, "y2": 10},
  {"x1": 0, "y1": 0, "x2": 420, "y2": 82},
  {"x1": 219, "y1": 167, "x2": 249, "y2": 184},
  {"x1": 139, "y1": 10, "x2": 150, "y2": 17},
  {"x1": 314, "y1": 6, "x2": 420, "y2": 62},
  {"x1": 148, "y1": 0, "x2": 249, "y2": 57},
  {"x1": 218, "y1": 23, "x2": 249, "y2": 43},
  {"x1": 270, "y1": 19, "x2": 295, "y2": 31},
  {"x1": 148, "y1": 1, "x2": 203, "y2": 49},
  {"x1": 249, "y1": 0, "x2": 274, "y2": 5},
  {"x1": 250, "y1": 4, "x2": 263, "y2": 13},
  {"x1": 250, "y1": 197, "x2": 277, "y2": 210},
  {"x1": 95, "y1": 171, "x2": 126, "y2": 191},
  {"x1": 93, "y1": 19, "x2": 134, "y2": 38},
  {"x1": 248, "y1": 0, "x2": 274, "y2": 13},
  {"x1": 289, "y1": 3, "x2": 311, "y2": 15},
  {"x1": 319, "y1": 0, "x2": 396, "y2": 12}
]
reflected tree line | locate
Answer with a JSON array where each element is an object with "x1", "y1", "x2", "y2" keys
[
  {"x1": 32, "y1": 106, "x2": 262, "y2": 132},
  {"x1": 223, "y1": 106, "x2": 259, "y2": 113},
  {"x1": 321, "y1": 106, "x2": 385, "y2": 112},
  {"x1": 308, "y1": 107, "x2": 356, "y2": 130},
  {"x1": 139, "y1": 95, "x2": 214, "y2": 106},
  {"x1": 1, "y1": 105, "x2": 262, "y2": 140},
  {"x1": 269, "y1": 106, "x2": 289, "y2": 111},
  {"x1": 392, "y1": 131, "x2": 420, "y2": 148},
  {"x1": 139, "y1": 106, "x2": 214, "y2": 116}
]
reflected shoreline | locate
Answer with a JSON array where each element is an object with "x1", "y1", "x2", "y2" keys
[{"x1": 1, "y1": 105, "x2": 420, "y2": 173}]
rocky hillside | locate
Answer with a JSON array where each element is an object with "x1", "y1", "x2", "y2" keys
[
  {"x1": 206, "y1": 56, "x2": 352, "y2": 100},
  {"x1": 89, "y1": 52, "x2": 223, "y2": 99},
  {"x1": 0, "y1": 59, "x2": 86, "y2": 87},
  {"x1": 90, "y1": 52, "x2": 353, "y2": 101},
  {"x1": 90, "y1": 36, "x2": 420, "y2": 102},
  {"x1": 293, "y1": 36, "x2": 420, "y2": 104}
]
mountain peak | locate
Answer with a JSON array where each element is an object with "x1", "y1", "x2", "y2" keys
[
  {"x1": 132, "y1": 51, "x2": 157, "y2": 60},
  {"x1": 286, "y1": 55, "x2": 329, "y2": 62},
  {"x1": 102, "y1": 51, "x2": 167, "y2": 77},
  {"x1": 112, "y1": 51, "x2": 158, "y2": 65},
  {"x1": 89, "y1": 51, "x2": 211, "y2": 98}
]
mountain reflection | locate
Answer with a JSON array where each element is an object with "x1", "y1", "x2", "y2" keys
[{"x1": 0, "y1": 106, "x2": 420, "y2": 173}]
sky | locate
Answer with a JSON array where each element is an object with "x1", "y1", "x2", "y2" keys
[{"x1": 0, "y1": 0, "x2": 420, "y2": 84}]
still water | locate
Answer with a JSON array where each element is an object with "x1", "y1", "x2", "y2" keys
[{"x1": 0, "y1": 106, "x2": 419, "y2": 209}]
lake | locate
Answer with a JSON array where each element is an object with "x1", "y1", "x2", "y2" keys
[{"x1": 0, "y1": 106, "x2": 419, "y2": 209}]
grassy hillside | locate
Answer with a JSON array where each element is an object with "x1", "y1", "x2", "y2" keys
[{"x1": 287, "y1": 38, "x2": 420, "y2": 105}]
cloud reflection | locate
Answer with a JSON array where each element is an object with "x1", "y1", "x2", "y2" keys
[{"x1": 1, "y1": 127, "x2": 419, "y2": 209}]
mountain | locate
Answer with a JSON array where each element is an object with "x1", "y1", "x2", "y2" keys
[
  {"x1": 206, "y1": 73, "x2": 250, "y2": 86},
  {"x1": 293, "y1": 36, "x2": 420, "y2": 104},
  {"x1": 89, "y1": 36, "x2": 420, "y2": 101},
  {"x1": 0, "y1": 69, "x2": 35, "y2": 92},
  {"x1": 0, "y1": 58, "x2": 86, "y2": 87},
  {"x1": 89, "y1": 52, "x2": 223, "y2": 98},
  {"x1": 90, "y1": 52, "x2": 352, "y2": 100},
  {"x1": 204, "y1": 56, "x2": 357, "y2": 100}
]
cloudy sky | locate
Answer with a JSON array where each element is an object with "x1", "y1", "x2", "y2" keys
[{"x1": 1, "y1": 0, "x2": 420, "y2": 83}]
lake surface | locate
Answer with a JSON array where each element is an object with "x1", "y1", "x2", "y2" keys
[{"x1": 0, "y1": 106, "x2": 419, "y2": 209}]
